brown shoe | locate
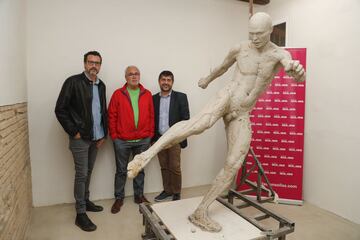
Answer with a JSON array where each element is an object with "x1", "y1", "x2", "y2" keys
[
  {"x1": 111, "y1": 199, "x2": 123, "y2": 214},
  {"x1": 134, "y1": 195, "x2": 150, "y2": 204}
]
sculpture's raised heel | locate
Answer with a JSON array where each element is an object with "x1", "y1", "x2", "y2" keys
[{"x1": 127, "y1": 153, "x2": 147, "y2": 178}]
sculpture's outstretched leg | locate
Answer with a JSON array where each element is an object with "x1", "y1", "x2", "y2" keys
[
  {"x1": 189, "y1": 113, "x2": 252, "y2": 232},
  {"x1": 127, "y1": 87, "x2": 232, "y2": 178}
]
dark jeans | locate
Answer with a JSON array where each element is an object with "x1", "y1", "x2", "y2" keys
[
  {"x1": 69, "y1": 138, "x2": 98, "y2": 213},
  {"x1": 113, "y1": 138, "x2": 150, "y2": 199}
]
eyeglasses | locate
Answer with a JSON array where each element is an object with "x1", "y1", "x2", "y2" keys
[
  {"x1": 127, "y1": 72, "x2": 140, "y2": 77},
  {"x1": 87, "y1": 61, "x2": 101, "y2": 66}
]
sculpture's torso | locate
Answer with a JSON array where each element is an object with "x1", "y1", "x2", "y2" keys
[{"x1": 224, "y1": 41, "x2": 282, "y2": 121}]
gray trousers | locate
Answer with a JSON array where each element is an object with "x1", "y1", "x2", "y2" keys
[
  {"x1": 113, "y1": 138, "x2": 150, "y2": 199},
  {"x1": 69, "y1": 138, "x2": 98, "y2": 213}
]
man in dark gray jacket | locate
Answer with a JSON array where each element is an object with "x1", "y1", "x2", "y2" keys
[{"x1": 152, "y1": 70, "x2": 189, "y2": 202}]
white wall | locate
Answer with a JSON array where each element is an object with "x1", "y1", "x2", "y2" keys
[
  {"x1": 27, "y1": 0, "x2": 253, "y2": 206},
  {"x1": 264, "y1": 0, "x2": 360, "y2": 224},
  {"x1": 0, "y1": 0, "x2": 27, "y2": 105}
]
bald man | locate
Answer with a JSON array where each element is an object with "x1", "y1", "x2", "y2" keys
[
  {"x1": 128, "y1": 12, "x2": 305, "y2": 232},
  {"x1": 108, "y1": 66, "x2": 154, "y2": 214}
]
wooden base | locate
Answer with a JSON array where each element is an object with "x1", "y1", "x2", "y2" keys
[{"x1": 151, "y1": 197, "x2": 262, "y2": 240}]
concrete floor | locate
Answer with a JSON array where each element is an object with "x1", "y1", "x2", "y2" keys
[{"x1": 26, "y1": 185, "x2": 360, "y2": 240}]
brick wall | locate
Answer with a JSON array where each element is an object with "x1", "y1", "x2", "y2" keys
[{"x1": 0, "y1": 103, "x2": 32, "y2": 240}]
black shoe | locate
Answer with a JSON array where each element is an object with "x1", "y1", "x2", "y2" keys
[
  {"x1": 75, "y1": 213, "x2": 97, "y2": 232},
  {"x1": 86, "y1": 200, "x2": 103, "y2": 212},
  {"x1": 154, "y1": 191, "x2": 173, "y2": 202},
  {"x1": 172, "y1": 193, "x2": 181, "y2": 201}
]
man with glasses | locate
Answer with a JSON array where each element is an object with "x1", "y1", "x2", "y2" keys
[
  {"x1": 55, "y1": 51, "x2": 108, "y2": 232},
  {"x1": 108, "y1": 65, "x2": 154, "y2": 214}
]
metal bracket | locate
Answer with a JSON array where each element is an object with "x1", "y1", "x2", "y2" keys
[
  {"x1": 237, "y1": 148, "x2": 277, "y2": 203},
  {"x1": 219, "y1": 189, "x2": 295, "y2": 239}
]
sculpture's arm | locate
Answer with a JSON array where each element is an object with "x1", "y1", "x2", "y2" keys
[
  {"x1": 198, "y1": 45, "x2": 240, "y2": 89},
  {"x1": 279, "y1": 50, "x2": 306, "y2": 82}
]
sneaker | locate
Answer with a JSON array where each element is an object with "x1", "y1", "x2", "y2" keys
[
  {"x1": 75, "y1": 213, "x2": 97, "y2": 232},
  {"x1": 86, "y1": 200, "x2": 103, "y2": 212},
  {"x1": 172, "y1": 193, "x2": 181, "y2": 201},
  {"x1": 154, "y1": 191, "x2": 173, "y2": 202},
  {"x1": 111, "y1": 199, "x2": 124, "y2": 214},
  {"x1": 134, "y1": 195, "x2": 150, "y2": 204}
]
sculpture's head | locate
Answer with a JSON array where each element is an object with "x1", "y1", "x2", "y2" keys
[{"x1": 249, "y1": 12, "x2": 273, "y2": 50}]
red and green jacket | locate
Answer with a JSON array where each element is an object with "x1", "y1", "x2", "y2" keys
[{"x1": 108, "y1": 83, "x2": 154, "y2": 140}]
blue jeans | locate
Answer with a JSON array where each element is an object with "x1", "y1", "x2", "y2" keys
[
  {"x1": 113, "y1": 138, "x2": 150, "y2": 199},
  {"x1": 69, "y1": 138, "x2": 98, "y2": 213}
]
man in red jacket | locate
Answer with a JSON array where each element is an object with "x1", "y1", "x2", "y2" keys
[{"x1": 108, "y1": 65, "x2": 154, "y2": 214}]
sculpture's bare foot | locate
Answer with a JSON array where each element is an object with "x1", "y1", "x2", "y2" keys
[
  {"x1": 188, "y1": 209, "x2": 222, "y2": 232},
  {"x1": 127, "y1": 153, "x2": 147, "y2": 178}
]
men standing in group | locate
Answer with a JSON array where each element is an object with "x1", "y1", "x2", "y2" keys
[
  {"x1": 55, "y1": 51, "x2": 107, "y2": 232},
  {"x1": 108, "y1": 66, "x2": 154, "y2": 214},
  {"x1": 153, "y1": 71, "x2": 190, "y2": 202}
]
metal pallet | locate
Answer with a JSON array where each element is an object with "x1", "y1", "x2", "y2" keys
[
  {"x1": 140, "y1": 190, "x2": 294, "y2": 240},
  {"x1": 140, "y1": 202, "x2": 176, "y2": 240},
  {"x1": 220, "y1": 189, "x2": 295, "y2": 240}
]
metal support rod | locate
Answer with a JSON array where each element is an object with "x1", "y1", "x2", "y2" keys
[
  {"x1": 228, "y1": 190, "x2": 294, "y2": 226},
  {"x1": 249, "y1": 0, "x2": 254, "y2": 17},
  {"x1": 250, "y1": 148, "x2": 276, "y2": 195},
  {"x1": 237, "y1": 148, "x2": 276, "y2": 202}
]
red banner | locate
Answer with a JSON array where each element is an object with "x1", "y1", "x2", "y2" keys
[{"x1": 237, "y1": 48, "x2": 306, "y2": 203}]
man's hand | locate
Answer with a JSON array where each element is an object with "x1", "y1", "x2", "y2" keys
[
  {"x1": 198, "y1": 77, "x2": 209, "y2": 89},
  {"x1": 96, "y1": 138, "x2": 105, "y2": 149},
  {"x1": 284, "y1": 60, "x2": 306, "y2": 82},
  {"x1": 74, "y1": 132, "x2": 81, "y2": 139}
]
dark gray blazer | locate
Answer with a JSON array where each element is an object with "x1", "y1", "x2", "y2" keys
[{"x1": 152, "y1": 91, "x2": 190, "y2": 148}]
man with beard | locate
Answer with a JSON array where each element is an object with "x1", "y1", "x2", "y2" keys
[
  {"x1": 152, "y1": 71, "x2": 190, "y2": 202},
  {"x1": 108, "y1": 66, "x2": 154, "y2": 214},
  {"x1": 55, "y1": 51, "x2": 107, "y2": 232}
]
